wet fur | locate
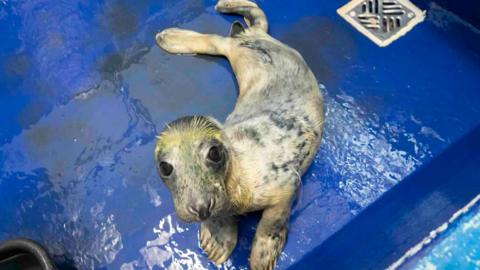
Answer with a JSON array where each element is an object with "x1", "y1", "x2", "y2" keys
[{"x1": 155, "y1": 1, "x2": 324, "y2": 269}]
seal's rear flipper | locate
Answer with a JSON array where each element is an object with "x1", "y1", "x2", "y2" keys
[
  {"x1": 215, "y1": 0, "x2": 268, "y2": 32},
  {"x1": 230, "y1": 21, "x2": 245, "y2": 37}
]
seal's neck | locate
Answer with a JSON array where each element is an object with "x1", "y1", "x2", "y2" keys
[{"x1": 225, "y1": 150, "x2": 252, "y2": 213}]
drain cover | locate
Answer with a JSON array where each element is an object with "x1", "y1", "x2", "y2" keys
[{"x1": 338, "y1": 0, "x2": 425, "y2": 47}]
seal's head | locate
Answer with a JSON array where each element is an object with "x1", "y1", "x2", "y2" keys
[{"x1": 155, "y1": 116, "x2": 231, "y2": 222}]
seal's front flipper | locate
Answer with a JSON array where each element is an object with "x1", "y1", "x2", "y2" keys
[
  {"x1": 250, "y1": 203, "x2": 291, "y2": 270},
  {"x1": 200, "y1": 216, "x2": 238, "y2": 265}
]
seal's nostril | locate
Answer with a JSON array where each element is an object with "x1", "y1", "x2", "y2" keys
[
  {"x1": 197, "y1": 207, "x2": 211, "y2": 220},
  {"x1": 190, "y1": 202, "x2": 211, "y2": 220}
]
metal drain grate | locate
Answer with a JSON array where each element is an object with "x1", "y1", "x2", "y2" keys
[{"x1": 338, "y1": 0, "x2": 425, "y2": 47}]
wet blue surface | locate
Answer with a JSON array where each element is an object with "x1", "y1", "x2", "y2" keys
[
  {"x1": 289, "y1": 124, "x2": 480, "y2": 270},
  {"x1": 408, "y1": 203, "x2": 480, "y2": 270},
  {"x1": 0, "y1": 0, "x2": 480, "y2": 269}
]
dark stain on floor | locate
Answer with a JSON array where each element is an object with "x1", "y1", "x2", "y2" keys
[
  {"x1": 4, "y1": 53, "x2": 32, "y2": 79},
  {"x1": 98, "y1": 52, "x2": 124, "y2": 77},
  {"x1": 97, "y1": 44, "x2": 152, "y2": 80},
  {"x1": 17, "y1": 101, "x2": 51, "y2": 129},
  {"x1": 102, "y1": 0, "x2": 143, "y2": 38}
]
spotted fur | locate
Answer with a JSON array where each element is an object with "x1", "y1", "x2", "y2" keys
[{"x1": 155, "y1": 1, "x2": 324, "y2": 269}]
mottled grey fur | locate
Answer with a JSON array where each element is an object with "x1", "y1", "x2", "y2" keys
[{"x1": 155, "y1": 1, "x2": 324, "y2": 269}]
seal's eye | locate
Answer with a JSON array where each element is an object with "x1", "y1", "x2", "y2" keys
[
  {"x1": 159, "y1": 161, "x2": 174, "y2": 177},
  {"x1": 207, "y1": 146, "x2": 222, "y2": 163}
]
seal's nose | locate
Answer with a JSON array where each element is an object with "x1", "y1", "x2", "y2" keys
[
  {"x1": 189, "y1": 199, "x2": 214, "y2": 220},
  {"x1": 196, "y1": 206, "x2": 210, "y2": 220}
]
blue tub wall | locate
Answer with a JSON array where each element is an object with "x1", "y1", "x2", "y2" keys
[
  {"x1": 416, "y1": 0, "x2": 480, "y2": 30},
  {"x1": 0, "y1": 0, "x2": 480, "y2": 269},
  {"x1": 407, "y1": 204, "x2": 480, "y2": 270}
]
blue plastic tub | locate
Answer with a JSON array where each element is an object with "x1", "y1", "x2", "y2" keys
[{"x1": 0, "y1": 0, "x2": 479, "y2": 269}]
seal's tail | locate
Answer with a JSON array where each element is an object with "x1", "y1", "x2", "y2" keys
[{"x1": 215, "y1": 0, "x2": 268, "y2": 33}]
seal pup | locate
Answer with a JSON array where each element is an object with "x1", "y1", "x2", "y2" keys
[{"x1": 154, "y1": 1, "x2": 324, "y2": 269}]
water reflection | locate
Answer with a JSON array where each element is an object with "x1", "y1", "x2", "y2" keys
[
  {"x1": 320, "y1": 86, "x2": 431, "y2": 209},
  {"x1": 120, "y1": 215, "x2": 207, "y2": 270}
]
